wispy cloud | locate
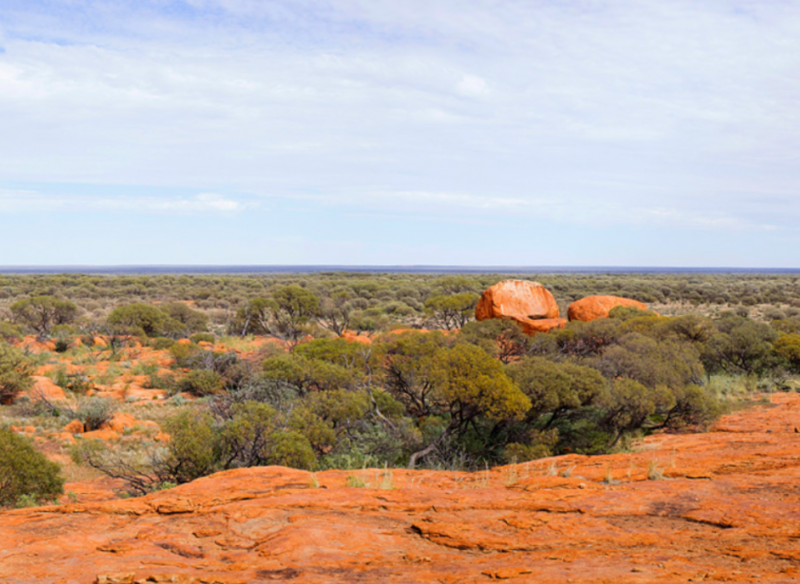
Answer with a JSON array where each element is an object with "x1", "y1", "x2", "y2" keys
[{"x1": 0, "y1": 190, "x2": 252, "y2": 214}]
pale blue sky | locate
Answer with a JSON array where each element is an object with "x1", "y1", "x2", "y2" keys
[{"x1": 1, "y1": 1, "x2": 799, "y2": 266}]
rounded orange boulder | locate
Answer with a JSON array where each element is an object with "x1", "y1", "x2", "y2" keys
[
  {"x1": 475, "y1": 280, "x2": 563, "y2": 334},
  {"x1": 27, "y1": 376, "x2": 67, "y2": 402},
  {"x1": 567, "y1": 295, "x2": 649, "y2": 322}
]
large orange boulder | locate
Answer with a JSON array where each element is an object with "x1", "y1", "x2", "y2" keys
[
  {"x1": 567, "y1": 295, "x2": 649, "y2": 322},
  {"x1": 476, "y1": 280, "x2": 563, "y2": 334}
]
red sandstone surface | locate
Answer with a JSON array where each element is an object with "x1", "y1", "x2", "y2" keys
[
  {"x1": 476, "y1": 280, "x2": 565, "y2": 334},
  {"x1": 2, "y1": 394, "x2": 800, "y2": 583},
  {"x1": 567, "y1": 295, "x2": 649, "y2": 322}
]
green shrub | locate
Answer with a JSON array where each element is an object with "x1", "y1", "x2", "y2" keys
[
  {"x1": 271, "y1": 431, "x2": 316, "y2": 469},
  {"x1": 0, "y1": 426, "x2": 64, "y2": 507},
  {"x1": 169, "y1": 342, "x2": 202, "y2": 368},
  {"x1": 161, "y1": 302, "x2": 209, "y2": 333},
  {"x1": 150, "y1": 337, "x2": 176, "y2": 350},
  {"x1": 190, "y1": 333, "x2": 215, "y2": 344},
  {"x1": 0, "y1": 321, "x2": 23, "y2": 342},
  {"x1": 0, "y1": 341, "x2": 33, "y2": 404},
  {"x1": 161, "y1": 410, "x2": 220, "y2": 483},
  {"x1": 107, "y1": 303, "x2": 183, "y2": 338},
  {"x1": 177, "y1": 369, "x2": 224, "y2": 396},
  {"x1": 74, "y1": 397, "x2": 117, "y2": 431},
  {"x1": 52, "y1": 368, "x2": 92, "y2": 395}
]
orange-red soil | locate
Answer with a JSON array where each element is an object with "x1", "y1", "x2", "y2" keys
[{"x1": 2, "y1": 394, "x2": 800, "y2": 583}]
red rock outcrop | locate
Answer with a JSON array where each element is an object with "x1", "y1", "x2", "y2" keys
[
  {"x1": 4, "y1": 394, "x2": 800, "y2": 583},
  {"x1": 476, "y1": 280, "x2": 565, "y2": 334},
  {"x1": 567, "y1": 295, "x2": 649, "y2": 322}
]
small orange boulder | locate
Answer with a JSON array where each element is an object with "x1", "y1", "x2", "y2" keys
[
  {"x1": 28, "y1": 376, "x2": 67, "y2": 401},
  {"x1": 517, "y1": 318, "x2": 568, "y2": 335},
  {"x1": 476, "y1": 280, "x2": 562, "y2": 335},
  {"x1": 107, "y1": 412, "x2": 137, "y2": 434},
  {"x1": 63, "y1": 420, "x2": 85, "y2": 434},
  {"x1": 82, "y1": 429, "x2": 120, "y2": 441},
  {"x1": 341, "y1": 330, "x2": 372, "y2": 345},
  {"x1": 567, "y1": 295, "x2": 649, "y2": 322}
]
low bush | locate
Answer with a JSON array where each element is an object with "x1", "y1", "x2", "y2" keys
[
  {"x1": 0, "y1": 321, "x2": 23, "y2": 342},
  {"x1": 169, "y1": 342, "x2": 202, "y2": 368},
  {"x1": 0, "y1": 341, "x2": 33, "y2": 405},
  {"x1": 73, "y1": 397, "x2": 118, "y2": 431},
  {"x1": 176, "y1": 369, "x2": 224, "y2": 396},
  {"x1": 190, "y1": 333, "x2": 215, "y2": 344},
  {"x1": 150, "y1": 337, "x2": 176, "y2": 350},
  {"x1": 0, "y1": 426, "x2": 64, "y2": 507}
]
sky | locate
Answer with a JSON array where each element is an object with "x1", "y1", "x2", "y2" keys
[{"x1": 1, "y1": 0, "x2": 799, "y2": 267}]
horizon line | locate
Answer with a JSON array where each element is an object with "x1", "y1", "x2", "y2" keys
[{"x1": 1, "y1": 265, "x2": 799, "y2": 275}]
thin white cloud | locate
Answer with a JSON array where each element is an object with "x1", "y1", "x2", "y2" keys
[{"x1": 0, "y1": 190, "x2": 252, "y2": 214}]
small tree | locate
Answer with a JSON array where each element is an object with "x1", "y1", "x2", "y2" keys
[
  {"x1": 459, "y1": 319, "x2": 529, "y2": 364},
  {"x1": 595, "y1": 333, "x2": 704, "y2": 390},
  {"x1": 506, "y1": 357, "x2": 607, "y2": 428},
  {"x1": 424, "y1": 293, "x2": 479, "y2": 330},
  {"x1": 107, "y1": 303, "x2": 180, "y2": 337},
  {"x1": 701, "y1": 318, "x2": 779, "y2": 375},
  {"x1": 773, "y1": 333, "x2": 800, "y2": 372},
  {"x1": 383, "y1": 334, "x2": 531, "y2": 468},
  {"x1": 320, "y1": 291, "x2": 352, "y2": 336},
  {"x1": 161, "y1": 302, "x2": 209, "y2": 333},
  {"x1": 600, "y1": 378, "x2": 674, "y2": 446},
  {"x1": 0, "y1": 427, "x2": 64, "y2": 507},
  {"x1": 160, "y1": 410, "x2": 220, "y2": 484},
  {"x1": 10, "y1": 296, "x2": 78, "y2": 337},
  {"x1": 232, "y1": 297, "x2": 272, "y2": 336},
  {"x1": 270, "y1": 285, "x2": 321, "y2": 347}
]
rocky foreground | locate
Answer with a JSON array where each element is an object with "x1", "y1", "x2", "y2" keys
[{"x1": 2, "y1": 394, "x2": 800, "y2": 584}]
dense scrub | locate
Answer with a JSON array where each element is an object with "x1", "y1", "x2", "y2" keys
[
  {"x1": 4, "y1": 272, "x2": 800, "y2": 498},
  {"x1": 72, "y1": 306, "x2": 800, "y2": 493},
  {"x1": 1, "y1": 273, "x2": 800, "y2": 336}
]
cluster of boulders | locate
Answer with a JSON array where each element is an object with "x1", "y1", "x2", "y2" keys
[{"x1": 475, "y1": 280, "x2": 648, "y2": 334}]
